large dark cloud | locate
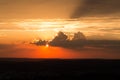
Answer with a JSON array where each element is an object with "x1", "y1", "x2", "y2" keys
[
  {"x1": 49, "y1": 31, "x2": 86, "y2": 48},
  {"x1": 71, "y1": 0, "x2": 120, "y2": 18}
]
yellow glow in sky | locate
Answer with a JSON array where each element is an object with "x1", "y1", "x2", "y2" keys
[{"x1": 0, "y1": 18, "x2": 120, "y2": 44}]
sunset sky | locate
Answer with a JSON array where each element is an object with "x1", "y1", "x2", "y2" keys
[
  {"x1": 0, "y1": 0, "x2": 120, "y2": 59},
  {"x1": 0, "y1": 0, "x2": 120, "y2": 44}
]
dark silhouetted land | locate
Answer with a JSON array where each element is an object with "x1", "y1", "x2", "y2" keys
[{"x1": 0, "y1": 58, "x2": 120, "y2": 80}]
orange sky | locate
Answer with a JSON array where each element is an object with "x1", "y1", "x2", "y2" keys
[
  {"x1": 0, "y1": 0, "x2": 120, "y2": 44},
  {"x1": 0, "y1": 0, "x2": 120, "y2": 59},
  {"x1": 0, "y1": 19, "x2": 120, "y2": 44},
  {"x1": 0, "y1": 44, "x2": 120, "y2": 59}
]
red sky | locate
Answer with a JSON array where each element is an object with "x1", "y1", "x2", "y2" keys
[{"x1": 0, "y1": 44, "x2": 120, "y2": 59}]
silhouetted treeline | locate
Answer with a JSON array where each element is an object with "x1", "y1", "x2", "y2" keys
[{"x1": 0, "y1": 59, "x2": 120, "y2": 80}]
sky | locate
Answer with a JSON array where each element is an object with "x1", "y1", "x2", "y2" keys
[
  {"x1": 0, "y1": 0, "x2": 120, "y2": 59},
  {"x1": 0, "y1": 44, "x2": 120, "y2": 59},
  {"x1": 0, "y1": 0, "x2": 120, "y2": 44}
]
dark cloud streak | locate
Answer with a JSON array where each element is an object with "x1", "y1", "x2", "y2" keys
[{"x1": 71, "y1": 0, "x2": 120, "y2": 18}]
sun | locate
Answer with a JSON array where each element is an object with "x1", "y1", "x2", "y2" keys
[{"x1": 46, "y1": 44, "x2": 49, "y2": 47}]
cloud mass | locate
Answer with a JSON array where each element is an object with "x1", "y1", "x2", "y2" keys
[{"x1": 71, "y1": 0, "x2": 120, "y2": 18}]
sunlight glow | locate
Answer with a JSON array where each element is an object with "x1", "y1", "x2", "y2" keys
[
  {"x1": 46, "y1": 44, "x2": 49, "y2": 47},
  {"x1": 3, "y1": 19, "x2": 119, "y2": 41}
]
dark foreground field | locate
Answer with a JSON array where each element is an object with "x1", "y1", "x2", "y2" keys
[{"x1": 0, "y1": 58, "x2": 120, "y2": 80}]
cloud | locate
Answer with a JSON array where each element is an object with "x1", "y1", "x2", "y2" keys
[
  {"x1": 49, "y1": 31, "x2": 86, "y2": 47},
  {"x1": 0, "y1": 22, "x2": 24, "y2": 30},
  {"x1": 34, "y1": 31, "x2": 86, "y2": 48},
  {"x1": 99, "y1": 28, "x2": 120, "y2": 32},
  {"x1": 49, "y1": 31, "x2": 68, "y2": 46},
  {"x1": 1, "y1": 0, "x2": 120, "y2": 19},
  {"x1": 71, "y1": 0, "x2": 120, "y2": 18}
]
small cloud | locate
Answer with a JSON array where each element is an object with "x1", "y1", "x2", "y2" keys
[{"x1": 99, "y1": 28, "x2": 120, "y2": 32}]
